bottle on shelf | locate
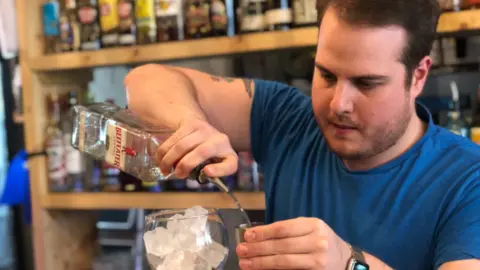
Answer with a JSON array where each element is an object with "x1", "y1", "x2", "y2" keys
[
  {"x1": 446, "y1": 81, "x2": 469, "y2": 137},
  {"x1": 470, "y1": 85, "x2": 480, "y2": 144},
  {"x1": 210, "y1": 0, "x2": 234, "y2": 36},
  {"x1": 99, "y1": 0, "x2": 120, "y2": 47},
  {"x1": 62, "y1": 91, "x2": 86, "y2": 192},
  {"x1": 46, "y1": 92, "x2": 69, "y2": 192},
  {"x1": 59, "y1": 0, "x2": 81, "y2": 52},
  {"x1": 184, "y1": 0, "x2": 213, "y2": 39},
  {"x1": 118, "y1": 0, "x2": 137, "y2": 45},
  {"x1": 42, "y1": 0, "x2": 61, "y2": 54},
  {"x1": 237, "y1": 0, "x2": 267, "y2": 33},
  {"x1": 292, "y1": 0, "x2": 317, "y2": 27},
  {"x1": 77, "y1": 0, "x2": 102, "y2": 50},
  {"x1": 136, "y1": 0, "x2": 158, "y2": 44},
  {"x1": 265, "y1": 0, "x2": 292, "y2": 31},
  {"x1": 155, "y1": 0, "x2": 184, "y2": 41}
]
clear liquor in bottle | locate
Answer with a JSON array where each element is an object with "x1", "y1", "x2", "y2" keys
[
  {"x1": 62, "y1": 91, "x2": 86, "y2": 192},
  {"x1": 46, "y1": 93, "x2": 69, "y2": 192},
  {"x1": 71, "y1": 102, "x2": 171, "y2": 182}
]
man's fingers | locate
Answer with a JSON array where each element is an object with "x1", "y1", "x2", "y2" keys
[
  {"x1": 244, "y1": 217, "x2": 320, "y2": 242},
  {"x1": 203, "y1": 154, "x2": 238, "y2": 177},
  {"x1": 156, "y1": 124, "x2": 196, "y2": 173},
  {"x1": 238, "y1": 254, "x2": 322, "y2": 270},
  {"x1": 236, "y1": 235, "x2": 328, "y2": 258},
  {"x1": 159, "y1": 130, "x2": 205, "y2": 174},
  {"x1": 173, "y1": 135, "x2": 234, "y2": 178}
]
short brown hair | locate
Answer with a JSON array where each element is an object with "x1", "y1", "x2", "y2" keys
[{"x1": 317, "y1": 0, "x2": 441, "y2": 85}]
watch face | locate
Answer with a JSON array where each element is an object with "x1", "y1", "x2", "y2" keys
[{"x1": 354, "y1": 263, "x2": 369, "y2": 270}]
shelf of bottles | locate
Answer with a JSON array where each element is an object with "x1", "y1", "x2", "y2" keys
[{"x1": 37, "y1": 0, "x2": 319, "y2": 68}]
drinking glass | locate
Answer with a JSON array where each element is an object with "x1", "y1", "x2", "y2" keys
[{"x1": 144, "y1": 208, "x2": 229, "y2": 270}]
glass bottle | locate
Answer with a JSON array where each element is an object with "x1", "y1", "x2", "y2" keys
[
  {"x1": 135, "y1": 0, "x2": 158, "y2": 44},
  {"x1": 210, "y1": 0, "x2": 233, "y2": 36},
  {"x1": 99, "y1": 0, "x2": 120, "y2": 47},
  {"x1": 237, "y1": 0, "x2": 267, "y2": 33},
  {"x1": 155, "y1": 0, "x2": 184, "y2": 41},
  {"x1": 118, "y1": 0, "x2": 137, "y2": 45},
  {"x1": 77, "y1": 0, "x2": 102, "y2": 50},
  {"x1": 42, "y1": 0, "x2": 61, "y2": 54},
  {"x1": 292, "y1": 0, "x2": 317, "y2": 27},
  {"x1": 60, "y1": 0, "x2": 81, "y2": 52},
  {"x1": 62, "y1": 91, "x2": 86, "y2": 192},
  {"x1": 265, "y1": 0, "x2": 292, "y2": 31},
  {"x1": 184, "y1": 0, "x2": 213, "y2": 39},
  {"x1": 46, "y1": 93, "x2": 69, "y2": 192}
]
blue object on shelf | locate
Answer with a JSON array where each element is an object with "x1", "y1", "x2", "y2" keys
[{"x1": 0, "y1": 150, "x2": 31, "y2": 224}]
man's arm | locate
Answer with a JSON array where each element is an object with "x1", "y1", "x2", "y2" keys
[
  {"x1": 124, "y1": 64, "x2": 255, "y2": 152},
  {"x1": 439, "y1": 260, "x2": 480, "y2": 270}
]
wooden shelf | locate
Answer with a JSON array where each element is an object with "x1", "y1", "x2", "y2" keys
[
  {"x1": 41, "y1": 192, "x2": 266, "y2": 210},
  {"x1": 30, "y1": 28, "x2": 318, "y2": 71},
  {"x1": 437, "y1": 9, "x2": 480, "y2": 34}
]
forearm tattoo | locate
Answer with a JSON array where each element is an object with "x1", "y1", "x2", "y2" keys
[{"x1": 210, "y1": 76, "x2": 253, "y2": 98}]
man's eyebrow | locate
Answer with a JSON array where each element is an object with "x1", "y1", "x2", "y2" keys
[
  {"x1": 315, "y1": 63, "x2": 334, "y2": 74},
  {"x1": 315, "y1": 62, "x2": 389, "y2": 82}
]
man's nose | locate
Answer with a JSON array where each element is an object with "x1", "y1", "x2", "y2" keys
[{"x1": 330, "y1": 81, "x2": 354, "y2": 114}]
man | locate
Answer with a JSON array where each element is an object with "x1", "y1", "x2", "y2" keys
[{"x1": 124, "y1": 0, "x2": 480, "y2": 269}]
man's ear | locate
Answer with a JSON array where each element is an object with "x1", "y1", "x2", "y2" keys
[{"x1": 410, "y1": 56, "x2": 432, "y2": 98}]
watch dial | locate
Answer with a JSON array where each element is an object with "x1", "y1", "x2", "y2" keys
[{"x1": 354, "y1": 264, "x2": 369, "y2": 270}]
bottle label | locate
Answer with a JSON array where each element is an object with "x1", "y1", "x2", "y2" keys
[
  {"x1": 100, "y1": 0, "x2": 120, "y2": 32},
  {"x1": 64, "y1": 133, "x2": 83, "y2": 174},
  {"x1": 211, "y1": 0, "x2": 227, "y2": 30},
  {"x1": 46, "y1": 137, "x2": 67, "y2": 181},
  {"x1": 79, "y1": 6, "x2": 98, "y2": 24},
  {"x1": 293, "y1": 0, "x2": 317, "y2": 25},
  {"x1": 119, "y1": 1, "x2": 133, "y2": 17},
  {"x1": 265, "y1": 8, "x2": 292, "y2": 26},
  {"x1": 105, "y1": 123, "x2": 128, "y2": 171},
  {"x1": 156, "y1": 0, "x2": 181, "y2": 16},
  {"x1": 241, "y1": 14, "x2": 265, "y2": 31},
  {"x1": 43, "y1": 2, "x2": 60, "y2": 36},
  {"x1": 136, "y1": 0, "x2": 156, "y2": 27}
]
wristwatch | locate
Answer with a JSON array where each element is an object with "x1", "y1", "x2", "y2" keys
[{"x1": 346, "y1": 245, "x2": 370, "y2": 270}]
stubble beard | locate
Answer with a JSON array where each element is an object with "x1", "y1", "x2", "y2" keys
[{"x1": 321, "y1": 95, "x2": 413, "y2": 162}]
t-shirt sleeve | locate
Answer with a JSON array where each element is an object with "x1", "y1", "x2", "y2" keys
[
  {"x1": 249, "y1": 79, "x2": 311, "y2": 167},
  {"x1": 434, "y1": 174, "x2": 480, "y2": 269}
]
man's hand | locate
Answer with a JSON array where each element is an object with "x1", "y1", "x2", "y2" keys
[
  {"x1": 236, "y1": 217, "x2": 351, "y2": 270},
  {"x1": 156, "y1": 117, "x2": 238, "y2": 179}
]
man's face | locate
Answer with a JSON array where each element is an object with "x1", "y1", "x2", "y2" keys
[{"x1": 312, "y1": 8, "x2": 419, "y2": 161}]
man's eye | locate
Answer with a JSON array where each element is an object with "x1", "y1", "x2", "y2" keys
[
  {"x1": 321, "y1": 72, "x2": 337, "y2": 84},
  {"x1": 354, "y1": 80, "x2": 378, "y2": 90}
]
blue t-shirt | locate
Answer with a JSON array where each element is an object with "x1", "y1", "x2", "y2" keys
[{"x1": 250, "y1": 79, "x2": 480, "y2": 270}]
